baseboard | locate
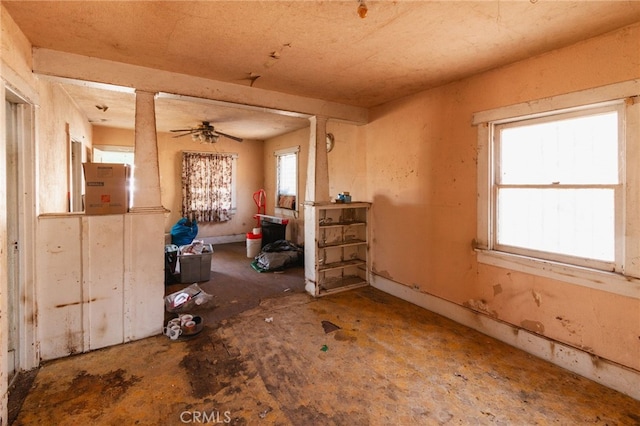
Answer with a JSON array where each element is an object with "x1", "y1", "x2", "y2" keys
[
  {"x1": 370, "y1": 274, "x2": 640, "y2": 401},
  {"x1": 165, "y1": 234, "x2": 246, "y2": 246},
  {"x1": 200, "y1": 234, "x2": 245, "y2": 245}
]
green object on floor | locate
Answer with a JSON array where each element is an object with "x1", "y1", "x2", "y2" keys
[
  {"x1": 321, "y1": 344, "x2": 328, "y2": 352},
  {"x1": 251, "y1": 260, "x2": 267, "y2": 273}
]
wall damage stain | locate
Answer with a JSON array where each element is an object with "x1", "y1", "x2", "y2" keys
[
  {"x1": 55, "y1": 297, "x2": 98, "y2": 308},
  {"x1": 520, "y1": 320, "x2": 545, "y2": 334},
  {"x1": 371, "y1": 267, "x2": 393, "y2": 280},
  {"x1": 463, "y1": 299, "x2": 498, "y2": 318},
  {"x1": 556, "y1": 316, "x2": 582, "y2": 337},
  {"x1": 493, "y1": 284, "x2": 503, "y2": 296},
  {"x1": 531, "y1": 290, "x2": 541, "y2": 307}
]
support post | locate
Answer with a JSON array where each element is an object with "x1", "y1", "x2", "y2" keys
[
  {"x1": 130, "y1": 90, "x2": 164, "y2": 213},
  {"x1": 305, "y1": 115, "x2": 331, "y2": 204}
]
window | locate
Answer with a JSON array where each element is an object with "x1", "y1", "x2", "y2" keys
[
  {"x1": 494, "y1": 106, "x2": 621, "y2": 270},
  {"x1": 474, "y1": 81, "x2": 640, "y2": 297},
  {"x1": 182, "y1": 152, "x2": 237, "y2": 223},
  {"x1": 275, "y1": 146, "x2": 299, "y2": 210}
]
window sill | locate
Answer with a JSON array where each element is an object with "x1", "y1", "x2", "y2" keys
[
  {"x1": 475, "y1": 249, "x2": 640, "y2": 299},
  {"x1": 274, "y1": 207, "x2": 297, "y2": 217}
]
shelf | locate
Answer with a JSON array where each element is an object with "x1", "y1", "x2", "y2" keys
[
  {"x1": 319, "y1": 259, "x2": 365, "y2": 272},
  {"x1": 319, "y1": 275, "x2": 368, "y2": 293},
  {"x1": 319, "y1": 220, "x2": 366, "y2": 228},
  {"x1": 305, "y1": 202, "x2": 371, "y2": 297},
  {"x1": 318, "y1": 239, "x2": 367, "y2": 249}
]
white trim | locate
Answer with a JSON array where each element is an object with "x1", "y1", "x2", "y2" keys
[
  {"x1": 371, "y1": 274, "x2": 640, "y2": 401},
  {"x1": 2, "y1": 81, "x2": 40, "y2": 373},
  {"x1": 199, "y1": 234, "x2": 245, "y2": 245},
  {"x1": 275, "y1": 147, "x2": 299, "y2": 212},
  {"x1": 476, "y1": 249, "x2": 640, "y2": 299},
  {"x1": 472, "y1": 80, "x2": 640, "y2": 125},
  {"x1": 274, "y1": 145, "x2": 300, "y2": 156}
]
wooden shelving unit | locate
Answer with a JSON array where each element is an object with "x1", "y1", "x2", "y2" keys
[{"x1": 304, "y1": 202, "x2": 371, "y2": 296}]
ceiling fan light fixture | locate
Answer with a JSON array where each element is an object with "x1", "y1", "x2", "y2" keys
[{"x1": 196, "y1": 132, "x2": 219, "y2": 144}]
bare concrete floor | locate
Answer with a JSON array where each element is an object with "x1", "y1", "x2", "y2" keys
[{"x1": 10, "y1": 244, "x2": 640, "y2": 425}]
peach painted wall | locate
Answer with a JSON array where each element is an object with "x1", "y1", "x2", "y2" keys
[
  {"x1": 2, "y1": 5, "x2": 92, "y2": 214},
  {"x1": 157, "y1": 132, "x2": 264, "y2": 237},
  {"x1": 365, "y1": 23, "x2": 640, "y2": 370},
  {"x1": 92, "y1": 126, "x2": 265, "y2": 236},
  {"x1": 92, "y1": 126, "x2": 134, "y2": 150},
  {"x1": 36, "y1": 82, "x2": 93, "y2": 213},
  {"x1": 327, "y1": 121, "x2": 367, "y2": 202}
]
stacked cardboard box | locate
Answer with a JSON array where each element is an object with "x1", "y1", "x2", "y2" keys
[{"x1": 83, "y1": 163, "x2": 130, "y2": 215}]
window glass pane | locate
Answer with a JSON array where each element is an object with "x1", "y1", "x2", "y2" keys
[
  {"x1": 278, "y1": 153, "x2": 297, "y2": 196},
  {"x1": 499, "y1": 111, "x2": 618, "y2": 185},
  {"x1": 497, "y1": 188, "x2": 614, "y2": 261}
]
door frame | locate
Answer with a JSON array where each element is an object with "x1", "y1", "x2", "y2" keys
[{"x1": 3, "y1": 83, "x2": 39, "y2": 379}]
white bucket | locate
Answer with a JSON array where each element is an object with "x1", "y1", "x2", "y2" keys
[{"x1": 246, "y1": 232, "x2": 262, "y2": 258}]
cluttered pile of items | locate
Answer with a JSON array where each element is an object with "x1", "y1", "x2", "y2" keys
[
  {"x1": 163, "y1": 283, "x2": 211, "y2": 340},
  {"x1": 247, "y1": 190, "x2": 303, "y2": 273},
  {"x1": 163, "y1": 216, "x2": 214, "y2": 340},
  {"x1": 165, "y1": 217, "x2": 214, "y2": 285}
]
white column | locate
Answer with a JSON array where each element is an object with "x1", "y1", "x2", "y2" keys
[
  {"x1": 124, "y1": 90, "x2": 165, "y2": 340},
  {"x1": 130, "y1": 90, "x2": 163, "y2": 212},
  {"x1": 305, "y1": 115, "x2": 331, "y2": 204}
]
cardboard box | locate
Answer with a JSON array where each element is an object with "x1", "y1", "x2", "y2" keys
[{"x1": 83, "y1": 163, "x2": 130, "y2": 215}]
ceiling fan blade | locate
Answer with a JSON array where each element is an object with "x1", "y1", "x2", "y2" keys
[
  {"x1": 214, "y1": 131, "x2": 243, "y2": 142},
  {"x1": 170, "y1": 128, "x2": 196, "y2": 133},
  {"x1": 172, "y1": 132, "x2": 196, "y2": 138}
]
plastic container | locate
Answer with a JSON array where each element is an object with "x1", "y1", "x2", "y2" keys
[
  {"x1": 178, "y1": 252, "x2": 212, "y2": 283},
  {"x1": 246, "y1": 232, "x2": 262, "y2": 258},
  {"x1": 261, "y1": 220, "x2": 287, "y2": 247}
]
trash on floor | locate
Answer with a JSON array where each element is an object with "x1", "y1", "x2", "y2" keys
[
  {"x1": 251, "y1": 240, "x2": 303, "y2": 272},
  {"x1": 320, "y1": 344, "x2": 329, "y2": 352},
  {"x1": 164, "y1": 283, "x2": 213, "y2": 313},
  {"x1": 170, "y1": 216, "x2": 198, "y2": 246},
  {"x1": 176, "y1": 241, "x2": 214, "y2": 283},
  {"x1": 321, "y1": 320, "x2": 341, "y2": 334},
  {"x1": 163, "y1": 313, "x2": 204, "y2": 340},
  {"x1": 164, "y1": 244, "x2": 179, "y2": 285},
  {"x1": 265, "y1": 317, "x2": 274, "y2": 323}
]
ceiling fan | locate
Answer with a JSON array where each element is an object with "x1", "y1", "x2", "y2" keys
[{"x1": 170, "y1": 121, "x2": 243, "y2": 143}]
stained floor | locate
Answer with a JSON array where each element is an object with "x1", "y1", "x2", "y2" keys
[{"x1": 10, "y1": 244, "x2": 640, "y2": 425}]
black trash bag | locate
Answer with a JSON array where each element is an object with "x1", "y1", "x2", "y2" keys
[
  {"x1": 171, "y1": 218, "x2": 198, "y2": 246},
  {"x1": 255, "y1": 240, "x2": 303, "y2": 271},
  {"x1": 164, "y1": 244, "x2": 179, "y2": 285}
]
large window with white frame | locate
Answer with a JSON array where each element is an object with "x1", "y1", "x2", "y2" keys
[
  {"x1": 474, "y1": 81, "x2": 640, "y2": 297},
  {"x1": 275, "y1": 146, "x2": 299, "y2": 211},
  {"x1": 493, "y1": 104, "x2": 622, "y2": 271}
]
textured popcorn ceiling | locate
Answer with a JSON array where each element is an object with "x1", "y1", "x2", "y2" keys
[{"x1": 5, "y1": 1, "x2": 640, "y2": 138}]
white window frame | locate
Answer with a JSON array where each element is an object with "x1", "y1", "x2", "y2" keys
[
  {"x1": 274, "y1": 146, "x2": 300, "y2": 214},
  {"x1": 473, "y1": 80, "x2": 640, "y2": 299}
]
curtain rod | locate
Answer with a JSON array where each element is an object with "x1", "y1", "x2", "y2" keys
[{"x1": 182, "y1": 150, "x2": 238, "y2": 158}]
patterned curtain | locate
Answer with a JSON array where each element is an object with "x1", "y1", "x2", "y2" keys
[{"x1": 182, "y1": 152, "x2": 233, "y2": 223}]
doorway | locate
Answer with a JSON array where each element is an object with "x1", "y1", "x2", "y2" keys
[
  {"x1": 4, "y1": 88, "x2": 38, "y2": 389},
  {"x1": 5, "y1": 99, "x2": 19, "y2": 383}
]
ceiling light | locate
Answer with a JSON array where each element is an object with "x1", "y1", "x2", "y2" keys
[
  {"x1": 192, "y1": 133, "x2": 219, "y2": 144},
  {"x1": 357, "y1": 0, "x2": 368, "y2": 18}
]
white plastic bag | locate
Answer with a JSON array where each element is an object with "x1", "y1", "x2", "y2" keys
[{"x1": 164, "y1": 283, "x2": 213, "y2": 313}]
